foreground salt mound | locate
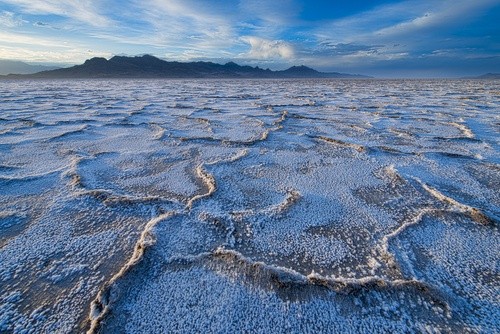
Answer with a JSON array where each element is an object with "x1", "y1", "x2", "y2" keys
[{"x1": 0, "y1": 79, "x2": 498, "y2": 333}]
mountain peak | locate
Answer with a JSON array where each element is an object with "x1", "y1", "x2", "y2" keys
[
  {"x1": 477, "y1": 73, "x2": 500, "y2": 79},
  {"x1": 286, "y1": 65, "x2": 317, "y2": 71},
  {"x1": 83, "y1": 57, "x2": 108, "y2": 65},
  {"x1": 281, "y1": 65, "x2": 320, "y2": 77},
  {"x1": 224, "y1": 61, "x2": 239, "y2": 67}
]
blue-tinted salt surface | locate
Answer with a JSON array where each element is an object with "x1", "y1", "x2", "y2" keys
[{"x1": 0, "y1": 79, "x2": 498, "y2": 333}]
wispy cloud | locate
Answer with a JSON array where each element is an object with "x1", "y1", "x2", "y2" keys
[
  {"x1": 374, "y1": 0, "x2": 499, "y2": 38},
  {"x1": 307, "y1": 0, "x2": 500, "y2": 70},
  {"x1": 238, "y1": 0, "x2": 299, "y2": 26},
  {"x1": 0, "y1": 0, "x2": 112, "y2": 27},
  {"x1": 0, "y1": 32, "x2": 111, "y2": 63},
  {"x1": 313, "y1": 43, "x2": 383, "y2": 57},
  {"x1": 0, "y1": 31, "x2": 70, "y2": 48},
  {"x1": 125, "y1": 0, "x2": 238, "y2": 55},
  {"x1": 0, "y1": 10, "x2": 24, "y2": 27},
  {"x1": 0, "y1": 27, "x2": 111, "y2": 63},
  {"x1": 315, "y1": 0, "x2": 499, "y2": 44}
]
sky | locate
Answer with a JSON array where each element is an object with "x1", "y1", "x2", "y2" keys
[{"x1": 0, "y1": 0, "x2": 499, "y2": 77}]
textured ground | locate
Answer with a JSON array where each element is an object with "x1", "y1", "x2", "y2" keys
[{"x1": 0, "y1": 79, "x2": 498, "y2": 333}]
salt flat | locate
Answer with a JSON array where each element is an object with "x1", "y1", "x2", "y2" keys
[{"x1": 0, "y1": 79, "x2": 498, "y2": 333}]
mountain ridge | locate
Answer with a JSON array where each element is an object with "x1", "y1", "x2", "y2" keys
[
  {"x1": 1, "y1": 55, "x2": 370, "y2": 79},
  {"x1": 0, "y1": 59, "x2": 60, "y2": 75},
  {"x1": 470, "y1": 73, "x2": 500, "y2": 79}
]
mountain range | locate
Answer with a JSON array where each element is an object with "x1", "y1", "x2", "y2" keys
[
  {"x1": 0, "y1": 55, "x2": 370, "y2": 79},
  {"x1": 471, "y1": 73, "x2": 500, "y2": 79},
  {"x1": 0, "y1": 60, "x2": 60, "y2": 75}
]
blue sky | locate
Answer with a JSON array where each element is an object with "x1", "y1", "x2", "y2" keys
[{"x1": 0, "y1": 0, "x2": 499, "y2": 77}]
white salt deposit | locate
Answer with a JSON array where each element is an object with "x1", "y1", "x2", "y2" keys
[{"x1": 0, "y1": 78, "x2": 498, "y2": 333}]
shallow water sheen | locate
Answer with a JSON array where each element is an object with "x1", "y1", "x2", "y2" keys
[{"x1": 0, "y1": 79, "x2": 499, "y2": 333}]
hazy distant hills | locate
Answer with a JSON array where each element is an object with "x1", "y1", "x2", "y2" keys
[
  {"x1": 472, "y1": 73, "x2": 500, "y2": 79},
  {"x1": 459, "y1": 73, "x2": 500, "y2": 79},
  {"x1": 0, "y1": 60, "x2": 60, "y2": 75},
  {"x1": 1, "y1": 55, "x2": 370, "y2": 79}
]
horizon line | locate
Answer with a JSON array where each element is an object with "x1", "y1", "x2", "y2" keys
[{"x1": 0, "y1": 54, "x2": 498, "y2": 80}]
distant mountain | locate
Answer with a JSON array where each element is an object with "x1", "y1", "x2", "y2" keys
[
  {"x1": 0, "y1": 59, "x2": 60, "y2": 75},
  {"x1": 471, "y1": 73, "x2": 500, "y2": 79},
  {"x1": 1, "y1": 55, "x2": 369, "y2": 79}
]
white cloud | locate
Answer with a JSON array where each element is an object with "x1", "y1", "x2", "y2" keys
[
  {"x1": 374, "y1": 0, "x2": 498, "y2": 38},
  {"x1": 0, "y1": 43, "x2": 111, "y2": 63},
  {"x1": 308, "y1": 0, "x2": 500, "y2": 68},
  {"x1": 241, "y1": 36, "x2": 294, "y2": 59},
  {"x1": 0, "y1": 30, "x2": 113, "y2": 63},
  {"x1": 238, "y1": 0, "x2": 299, "y2": 25},
  {"x1": 133, "y1": 0, "x2": 238, "y2": 51},
  {"x1": 0, "y1": 0, "x2": 111, "y2": 27},
  {"x1": 0, "y1": 11, "x2": 24, "y2": 27},
  {"x1": 0, "y1": 31, "x2": 70, "y2": 48},
  {"x1": 315, "y1": 0, "x2": 499, "y2": 44}
]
